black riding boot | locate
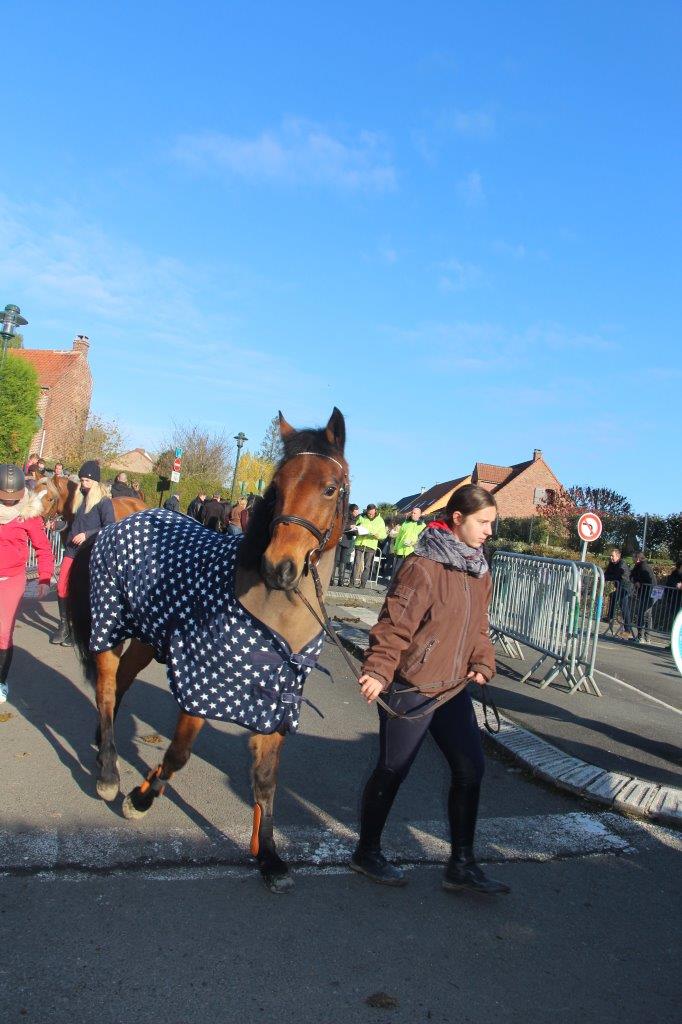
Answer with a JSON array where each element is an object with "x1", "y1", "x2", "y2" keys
[
  {"x1": 350, "y1": 767, "x2": 406, "y2": 886},
  {"x1": 50, "y1": 597, "x2": 73, "y2": 646},
  {"x1": 0, "y1": 647, "x2": 14, "y2": 701},
  {"x1": 443, "y1": 783, "x2": 510, "y2": 895}
]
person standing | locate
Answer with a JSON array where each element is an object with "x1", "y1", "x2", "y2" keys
[
  {"x1": 200, "y1": 493, "x2": 224, "y2": 531},
  {"x1": 187, "y1": 492, "x2": 206, "y2": 521},
  {"x1": 350, "y1": 484, "x2": 509, "y2": 896},
  {"x1": 334, "y1": 504, "x2": 360, "y2": 586},
  {"x1": 604, "y1": 547, "x2": 636, "y2": 640},
  {"x1": 391, "y1": 507, "x2": 426, "y2": 580},
  {"x1": 111, "y1": 472, "x2": 137, "y2": 498},
  {"x1": 0, "y1": 465, "x2": 54, "y2": 702},
  {"x1": 227, "y1": 497, "x2": 247, "y2": 536},
  {"x1": 351, "y1": 504, "x2": 387, "y2": 588},
  {"x1": 50, "y1": 461, "x2": 115, "y2": 646},
  {"x1": 631, "y1": 551, "x2": 658, "y2": 643},
  {"x1": 163, "y1": 493, "x2": 181, "y2": 513}
]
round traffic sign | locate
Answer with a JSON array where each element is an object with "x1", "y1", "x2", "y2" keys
[{"x1": 577, "y1": 512, "x2": 602, "y2": 543}]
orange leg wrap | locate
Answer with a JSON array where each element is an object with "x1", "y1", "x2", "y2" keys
[
  {"x1": 250, "y1": 803, "x2": 262, "y2": 857},
  {"x1": 138, "y1": 764, "x2": 165, "y2": 796}
]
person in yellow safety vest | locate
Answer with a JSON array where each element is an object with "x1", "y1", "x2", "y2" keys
[
  {"x1": 391, "y1": 507, "x2": 426, "y2": 580},
  {"x1": 352, "y1": 504, "x2": 388, "y2": 588}
]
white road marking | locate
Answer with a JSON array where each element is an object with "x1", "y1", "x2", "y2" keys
[
  {"x1": 593, "y1": 669, "x2": 682, "y2": 716},
  {"x1": 0, "y1": 811, "x2": 636, "y2": 876}
]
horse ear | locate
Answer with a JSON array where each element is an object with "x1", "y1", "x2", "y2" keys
[
  {"x1": 325, "y1": 407, "x2": 346, "y2": 452},
  {"x1": 278, "y1": 411, "x2": 296, "y2": 440}
]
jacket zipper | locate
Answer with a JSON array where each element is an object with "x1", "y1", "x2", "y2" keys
[{"x1": 452, "y1": 575, "x2": 471, "y2": 680}]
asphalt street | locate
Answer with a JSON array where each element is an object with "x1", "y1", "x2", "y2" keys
[{"x1": 1, "y1": 598, "x2": 681, "y2": 1023}]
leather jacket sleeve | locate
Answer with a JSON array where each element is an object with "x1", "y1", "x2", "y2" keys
[{"x1": 362, "y1": 560, "x2": 432, "y2": 689}]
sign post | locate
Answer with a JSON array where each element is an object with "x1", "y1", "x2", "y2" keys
[
  {"x1": 577, "y1": 512, "x2": 603, "y2": 562},
  {"x1": 170, "y1": 447, "x2": 183, "y2": 485}
]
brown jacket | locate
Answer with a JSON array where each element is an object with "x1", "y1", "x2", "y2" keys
[{"x1": 362, "y1": 556, "x2": 495, "y2": 696}]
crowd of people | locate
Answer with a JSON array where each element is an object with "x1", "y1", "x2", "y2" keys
[
  {"x1": 605, "y1": 547, "x2": 682, "y2": 641},
  {"x1": 183, "y1": 492, "x2": 260, "y2": 535}
]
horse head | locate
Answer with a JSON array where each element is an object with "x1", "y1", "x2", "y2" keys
[
  {"x1": 32, "y1": 475, "x2": 78, "y2": 521},
  {"x1": 259, "y1": 407, "x2": 348, "y2": 591}
]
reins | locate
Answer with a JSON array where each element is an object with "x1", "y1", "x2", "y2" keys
[{"x1": 268, "y1": 447, "x2": 500, "y2": 732}]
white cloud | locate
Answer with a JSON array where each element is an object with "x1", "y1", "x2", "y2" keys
[
  {"x1": 447, "y1": 109, "x2": 495, "y2": 138},
  {"x1": 437, "y1": 259, "x2": 483, "y2": 292},
  {"x1": 173, "y1": 118, "x2": 396, "y2": 192},
  {"x1": 493, "y1": 239, "x2": 527, "y2": 259},
  {"x1": 456, "y1": 170, "x2": 485, "y2": 207}
]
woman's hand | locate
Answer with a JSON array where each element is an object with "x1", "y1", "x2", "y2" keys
[
  {"x1": 358, "y1": 674, "x2": 386, "y2": 703},
  {"x1": 36, "y1": 583, "x2": 50, "y2": 600},
  {"x1": 467, "y1": 670, "x2": 487, "y2": 685},
  {"x1": 72, "y1": 532, "x2": 87, "y2": 546}
]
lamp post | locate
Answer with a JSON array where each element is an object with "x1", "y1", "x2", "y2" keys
[
  {"x1": 1, "y1": 304, "x2": 28, "y2": 372},
  {"x1": 230, "y1": 431, "x2": 248, "y2": 500}
]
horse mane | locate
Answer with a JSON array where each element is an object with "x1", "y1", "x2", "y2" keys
[{"x1": 237, "y1": 424, "x2": 345, "y2": 572}]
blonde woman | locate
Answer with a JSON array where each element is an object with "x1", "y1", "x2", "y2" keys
[{"x1": 51, "y1": 461, "x2": 114, "y2": 646}]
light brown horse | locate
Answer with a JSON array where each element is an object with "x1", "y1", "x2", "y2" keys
[
  {"x1": 66, "y1": 409, "x2": 348, "y2": 892},
  {"x1": 33, "y1": 475, "x2": 147, "y2": 528}
]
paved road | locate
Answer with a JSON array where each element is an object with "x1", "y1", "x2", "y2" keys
[{"x1": 1, "y1": 600, "x2": 681, "y2": 1023}]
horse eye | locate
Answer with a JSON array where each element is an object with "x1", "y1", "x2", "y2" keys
[{"x1": 323, "y1": 485, "x2": 337, "y2": 497}]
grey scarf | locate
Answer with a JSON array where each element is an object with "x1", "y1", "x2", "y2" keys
[{"x1": 414, "y1": 524, "x2": 489, "y2": 577}]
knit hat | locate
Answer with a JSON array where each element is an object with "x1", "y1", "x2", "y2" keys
[
  {"x1": 78, "y1": 460, "x2": 101, "y2": 482},
  {"x1": 0, "y1": 464, "x2": 26, "y2": 500}
]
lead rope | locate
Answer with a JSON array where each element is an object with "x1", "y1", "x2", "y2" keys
[{"x1": 295, "y1": 563, "x2": 501, "y2": 731}]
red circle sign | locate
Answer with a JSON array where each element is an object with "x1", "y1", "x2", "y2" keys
[
  {"x1": 172, "y1": 458, "x2": 182, "y2": 473},
  {"x1": 577, "y1": 512, "x2": 602, "y2": 542}
]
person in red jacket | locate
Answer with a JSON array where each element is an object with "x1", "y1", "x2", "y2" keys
[{"x1": 0, "y1": 464, "x2": 54, "y2": 703}]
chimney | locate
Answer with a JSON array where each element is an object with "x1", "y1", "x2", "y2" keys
[
  {"x1": 72, "y1": 335, "x2": 90, "y2": 356},
  {"x1": 533, "y1": 448, "x2": 542, "y2": 462}
]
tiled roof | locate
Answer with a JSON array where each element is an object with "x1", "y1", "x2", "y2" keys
[
  {"x1": 402, "y1": 476, "x2": 468, "y2": 513},
  {"x1": 11, "y1": 349, "x2": 79, "y2": 388},
  {"x1": 395, "y1": 491, "x2": 421, "y2": 512},
  {"x1": 473, "y1": 462, "x2": 514, "y2": 485}
]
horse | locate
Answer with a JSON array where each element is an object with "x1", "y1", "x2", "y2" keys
[
  {"x1": 66, "y1": 408, "x2": 348, "y2": 892},
  {"x1": 33, "y1": 474, "x2": 147, "y2": 527}
]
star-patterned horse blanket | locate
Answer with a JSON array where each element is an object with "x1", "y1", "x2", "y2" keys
[{"x1": 89, "y1": 509, "x2": 325, "y2": 734}]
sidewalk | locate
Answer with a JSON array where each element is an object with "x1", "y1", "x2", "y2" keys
[{"x1": 328, "y1": 596, "x2": 682, "y2": 828}]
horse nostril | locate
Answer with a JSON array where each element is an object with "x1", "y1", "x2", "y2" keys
[
  {"x1": 277, "y1": 559, "x2": 297, "y2": 587},
  {"x1": 261, "y1": 556, "x2": 299, "y2": 590}
]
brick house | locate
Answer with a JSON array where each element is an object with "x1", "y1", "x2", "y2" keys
[
  {"x1": 12, "y1": 336, "x2": 92, "y2": 462},
  {"x1": 107, "y1": 448, "x2": 155, "y2": 475},
  {"x1": 471, "y1": 450, "x2": 563, "y2": 517},
  {"x1": 395, "y1": 450, "x2": 563, "y2": 520}
]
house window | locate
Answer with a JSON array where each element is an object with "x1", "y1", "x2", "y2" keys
[{"x1": 534, "y1": 487, "x2": 549, "y2": 506}]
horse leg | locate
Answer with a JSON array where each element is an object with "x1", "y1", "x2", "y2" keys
[
  {"x1": 249, "y1": 731, "x2": 292, "y2": 894},
  {"x1": 122, "y1": 711, "x2": 204, "y2": 820},
  {"x1": 95, "y1": 647, "x2": 124, "y2": 801},
  {"x1": 94, "y1": 640, "x2": 155, "y2": 746}
]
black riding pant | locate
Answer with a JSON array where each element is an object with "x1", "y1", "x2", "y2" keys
[{"x1": 377, "y1": 682, "x2": 484, "y2": 787}]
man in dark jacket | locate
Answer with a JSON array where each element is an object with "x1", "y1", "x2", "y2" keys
[
  {"x1": 187, "y1": 492, "x2": 206, "y2": 521},
  {"x1": 163, "y1": 493, "x2": 181, "y2": 513},
  {"x1": 111, "y1": 472, "x2": 138, "y2": 498},
  {"x1": 631, "y1": 552, "x2": 658, "y2": 642},
  {"x1": 333, "y1": 504, "x2": 360, "y2": 586},
  {"x1": 200, "y1": 493, "x2": 224, "y2": 531},
  {"x1": 604, "y1": 547, "x2": 636, "y2": 639}
]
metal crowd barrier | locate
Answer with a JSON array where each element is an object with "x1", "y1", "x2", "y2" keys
[
  {"x1": 490, "y1": 551, "x2": 604, "y2": 696},
  {"x1": 603, "y1": 581, "x2": 682, "y2": 645},
  {"x1": 26, "y1": 527, "x2": 64, "y2": 576}
]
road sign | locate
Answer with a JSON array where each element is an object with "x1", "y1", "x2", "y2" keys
[
  {"x1": 170, "y1": 470, "x2": 180, "y2": 483},
  {"x1": 174, "y1": 448, "x2": 183, "y2": 459},
  {"x1": 577, "y1": 512, "x2": 602, "y2": 543},
  {"x1": 172, "y1": 457, "x2": 182, "y2": 473}
]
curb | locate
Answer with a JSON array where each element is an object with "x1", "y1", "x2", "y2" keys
[{"x1": 334, "y1": 625, "x2": 682, "y2": 831}]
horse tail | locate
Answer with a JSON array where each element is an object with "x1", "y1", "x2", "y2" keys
[{"x1": 65, "y1": 535, "x2": 98, "y2": 685}]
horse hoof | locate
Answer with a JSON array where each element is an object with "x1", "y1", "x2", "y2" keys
[
  {"x1": 96, "y1": 778, "x2": 120, "y2": 801},
  {"x1": 263, "y1": 871, "x2": 294, "y2": 894},
  {"x1": 121, "y1": 794, "x2": 149, "y2": 820}
]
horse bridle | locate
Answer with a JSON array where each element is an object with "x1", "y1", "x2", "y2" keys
[{"x1": 269, "y1": 451, "x2": 349, "y2": 569}]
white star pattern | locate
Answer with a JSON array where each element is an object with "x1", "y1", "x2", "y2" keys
[{"x1": 89, "y1": 509, "x2": 324, "y2": 734}]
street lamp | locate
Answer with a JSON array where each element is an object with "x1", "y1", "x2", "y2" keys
[
  {"x1": 230, "y1": 431, "x2": 248, "y2": 500},
  {"x1": 1, "y1": 304, "x2": 28, "y2": 370}
]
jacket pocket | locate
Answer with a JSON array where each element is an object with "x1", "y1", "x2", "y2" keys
[{"x1": 403, "y1": 637, "x2": 438, "y2": 673}]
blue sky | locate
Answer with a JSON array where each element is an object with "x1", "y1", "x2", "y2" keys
[{"x1": 2, "y1": 0, "x2": 680, "y2": 513}]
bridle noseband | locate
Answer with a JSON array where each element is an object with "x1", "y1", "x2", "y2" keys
[{"x1": 269, "y1": 451, "x2": 349, "y2": 569}]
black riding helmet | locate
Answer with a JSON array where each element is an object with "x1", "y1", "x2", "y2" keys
[{"x1": 0, "y1": 464, "x2": 26, "y2": 501}]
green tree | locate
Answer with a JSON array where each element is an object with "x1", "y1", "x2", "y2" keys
[
  {"x1": 258, "y1": 415, "x2": 283, "y2": 463},
  {"x1": 160, "y1": 424, "x2": 234, "y2": 480},
  {"x1": 568, "y1": 485, "x2": 632, "y2": 516},
  {"x1": 63, "y1": 413, "x2": 126, "y2": 469},
  {"x1": 0, "y1": 353, "x2": 40, "y2": 463}
]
